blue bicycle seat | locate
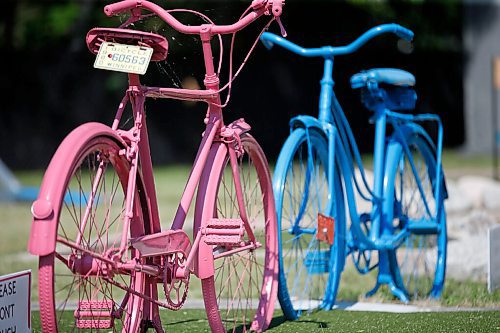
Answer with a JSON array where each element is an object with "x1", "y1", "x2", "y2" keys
[{"x1": 350, "y1": 68, "x2": 415, "y2": 89}]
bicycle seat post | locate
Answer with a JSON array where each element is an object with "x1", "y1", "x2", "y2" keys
[{"x1": 200, "y1": 25, "x2": 223, "y2": 126}]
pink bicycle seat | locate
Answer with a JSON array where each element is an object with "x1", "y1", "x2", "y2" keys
[{"x1": 86, "y1": 27, "x2": 168, "y2": 62}]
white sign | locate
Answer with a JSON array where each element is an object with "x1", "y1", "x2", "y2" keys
[
  {"x1": 0, "y1": 270, "x2": 31, "y2": 333},
  {"x1": 94, "y1": 42, "x2": 153, "y2": 75}
]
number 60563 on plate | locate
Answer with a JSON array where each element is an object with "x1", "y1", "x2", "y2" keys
[{"x1": 94, "y1": 42, "x2": 154, "y2": 75}]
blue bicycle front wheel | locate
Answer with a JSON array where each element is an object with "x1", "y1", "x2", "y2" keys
[
  {"x1": 273, "y1": 127, "x2": 345, "y2": 319},
  {"x1": 384, "y1": 132, "x2": 447, "y2": 299}
]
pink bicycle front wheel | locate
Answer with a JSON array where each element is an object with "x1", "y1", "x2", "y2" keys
[
  {"x1": 37, "y1": 132, "x2": 151, "y2": 332},
  {"x1": 196, "y1": 133, "x2": 278, "y2": 333}
]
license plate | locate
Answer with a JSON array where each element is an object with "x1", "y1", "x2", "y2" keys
[{"x1": 94, "y1": 42, "x2": 153, "y2": 75}]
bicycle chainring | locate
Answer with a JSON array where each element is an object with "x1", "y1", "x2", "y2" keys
[{"x1": 162, "y1": 252, "x2": 189, "y2": 310}]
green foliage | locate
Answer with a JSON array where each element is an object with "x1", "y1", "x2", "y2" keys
[
  {"x1": 12, "y1": 1, "x2": 81, "y2": 49},
  {"x1": 443, "y1": 279, "x2": 500, "y2": 308},
  {"x1": 46, "y1": 3, "x2": 80, "y2": 37}
]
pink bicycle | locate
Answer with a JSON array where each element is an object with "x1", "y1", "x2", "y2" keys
[{"x1": 27, "y1": 1, "x2": 285, "y2": 331}]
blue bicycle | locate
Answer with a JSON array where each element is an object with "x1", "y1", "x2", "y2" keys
[{"x1": 261, "y1": 24, "x2": 447, "y2": 319}]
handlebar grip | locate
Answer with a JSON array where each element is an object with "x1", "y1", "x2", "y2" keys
[
  {"x1": 260, "y1": 32, "x2": 275, "y2": 50},
  {"x1": 394, "y1": 25, "x2": 414, "y2": 41},
  {"x1": 104, "y1": 0, "x2": 136, "y2": 17}
]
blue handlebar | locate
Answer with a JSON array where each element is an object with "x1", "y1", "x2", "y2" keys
[
  {"x1": 393, "y1": 25, "x2": 414, "y2": 41},
  {"x1": 260, "y1": 23, "x2": 414, "y2": 58}
]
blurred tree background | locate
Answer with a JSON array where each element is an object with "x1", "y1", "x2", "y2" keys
[{"x1": 0, "y1": 0, "x2": 463, "y2": 169}]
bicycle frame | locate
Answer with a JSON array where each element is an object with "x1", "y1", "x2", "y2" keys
[
  {"x1": 263, "y1": 24, "x2": 446, "y2": 301},
  {"x1": 29, "y1": 0, "x2": 283, "y2": 260},
  {"x1": 102, "y1": 79, "x2": 258, "y2": 275},
  {"x1": 28, "y1": 2, "x2": 283, "y2": 331},
  {"x1": 84, "y1": 3, "x2": 282, "y2": 279},
  {"x1": 29, "y1": 0, "x2": 281, "y2": 308}
]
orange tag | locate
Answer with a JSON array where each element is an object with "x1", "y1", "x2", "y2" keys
[
  {"x1": 494, "y1": 57, "x2": 500, "y2": 89},
  {"x1": 316, "y1": 213, "x2": 335, "y2": 245}
]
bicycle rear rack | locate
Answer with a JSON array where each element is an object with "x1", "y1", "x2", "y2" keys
[{"x1": 86, "y1": 27, "x2": 168, "y2": 62}]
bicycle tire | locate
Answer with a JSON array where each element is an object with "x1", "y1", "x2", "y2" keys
[
  {"x1": 384, "y1": 132, "x2": 447, "y2": 299},
  {"x1": 273, "y1": 127, "x2": 345, "y2": 319},
  {"x1": 37, "y1": 130, "x2": 150, "y2": 332},
  {"x1": 196, "y1": 132, "x2": 278, "y2": 332}
]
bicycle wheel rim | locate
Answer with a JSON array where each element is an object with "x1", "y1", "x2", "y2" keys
[
  {"x1": 274, "y1": 128, "x2": 338, "y2": 317},
  {"x1": 198, "y1": 133, "x2": 278, "y2": 332},
  {"x1": 388, "y1": 135, "x2": 447, "y2": 299},
  {"x1": 38, "y1": 137, "x2": 147, "y2": 332}
]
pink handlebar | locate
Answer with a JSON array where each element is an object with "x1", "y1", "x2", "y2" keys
[
  {"x1": 104, "y1": 0, "x2": 281, "y2": 35},
  {"x1": 104, "y1": 0, "x2": 136, "y2": 16}
]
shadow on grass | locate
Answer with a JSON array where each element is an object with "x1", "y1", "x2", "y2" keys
[
  {"x1": 268, "y1": 314, "x2": 329, "y2": 330},
  {"x1": 267, "y1": 314, "x2": 287, "y2": 329},
  {"x1": 295, "y1": 319, "x2": 329, "y2": 329}
]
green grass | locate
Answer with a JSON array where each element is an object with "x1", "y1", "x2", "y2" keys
[
  {"x1": 4, "y1": 163, "x2": 500, "y2": 304},
  {"x1": 3, "y1": 158, "x2": 500, "y2": 328},
  {"x1": 29, "y1": 309, "x2": 500, "y2": 332}
]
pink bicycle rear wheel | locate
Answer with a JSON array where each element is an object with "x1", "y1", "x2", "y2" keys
[
  {"x1": 37, "y1": 133, "x2": 150, "y2": 332},
  {"x1": 196, "y1": 133, "x2": 278, "y2": 333}
]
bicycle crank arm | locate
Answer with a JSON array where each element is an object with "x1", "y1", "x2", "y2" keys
[{"x1": 213, "y1": 242, "x2": 261, "y2": 260}]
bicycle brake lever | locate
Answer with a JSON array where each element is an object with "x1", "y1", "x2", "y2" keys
[{"x1": 276, "y1": 17, "x2": 287, "y2": 37}]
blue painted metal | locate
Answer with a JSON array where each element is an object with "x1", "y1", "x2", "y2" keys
[
  {"x1": 260, "y1": 23, "x2": 414, "y2": 58},
  {"x1": 350, "y1": 68, "x2": 416, "y2": 88},
  {"x1": 266, "y1": 24, "x2": 447, "y2": 318},
  {"x1": 383, "y1": 128, "x2": 447, "y2": 299},
  {"x1": 272, "y1": 127, "x2": 346, "y2": 318},
  {"x1": 304, "y1": 250, "x2": 331, "y2": 274}
]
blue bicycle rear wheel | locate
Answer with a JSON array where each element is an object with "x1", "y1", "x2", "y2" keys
[
  {"x1": 273, "y1": 127, "x2": 345, "y2": 319},
  {"x1": 384, "y1": 132, "x2": 447, "y2": 299}
]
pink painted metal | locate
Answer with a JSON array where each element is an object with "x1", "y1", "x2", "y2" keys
[
  {"x1": 86, "y1": 27, "x2": 169, "y2": 62},
  {"x1": 131, "y1": 229, "x2": 192, "y2": 258},
  {"x1": 75, "y1": 300, "x2": 114, "y2": 329},
  {"x1": 28, "y1": 0, "x2": 283, "y2": 332},
  {"x1": 28, "y1": 122, "x2": 127, "y2": 256},
  {"x1": 203, "y1": 218, "x2": 245, "y2": 245},
  {"x1": 194, "y1": 133, "x2": 279, "y2": 332}
]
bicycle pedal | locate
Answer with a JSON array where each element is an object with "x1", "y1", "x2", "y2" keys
[
  {"x1": 407, "y1": 220, "x2": 439, "y2": 235},
  {"x1": 204, "y1": 218, "x2": 244, "y2": 246},
  {"x1": 75, "y1": 300, "x2": 114, "y2": 329}
]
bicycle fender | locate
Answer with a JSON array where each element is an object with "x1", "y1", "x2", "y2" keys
[
  {"x1": 393, "y1": 123, "x2": 437, "y2": 152},
  {"x1": 289, "y1": 115, "x2": 327, "y2": 134},
  {"x1": 28, "y1": 122, "x2": 127, "y2": 256},
  {"x1": 387, "y1": 122, "x2": 448, "y2": 199}
]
